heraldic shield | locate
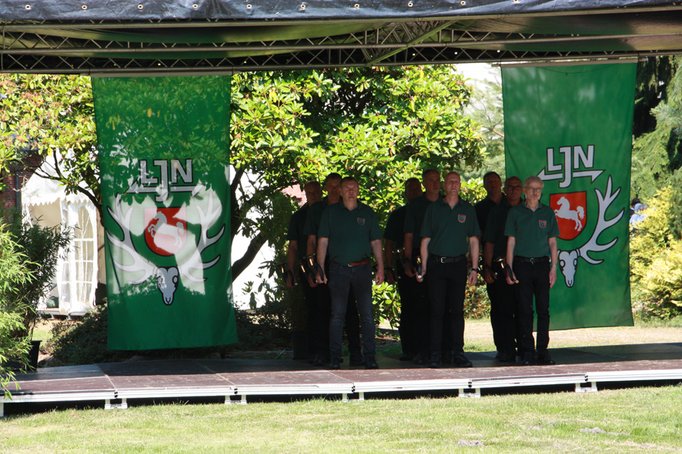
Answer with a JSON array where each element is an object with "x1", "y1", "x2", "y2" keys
[{"x1": 550, "y1": 191, "x2": 587, "y2": 241}]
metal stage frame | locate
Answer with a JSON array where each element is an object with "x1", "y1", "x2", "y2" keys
[
  {"x1": 2, "y1": 3, "x2": 682, "y2": 73},
  {"x1": 3, "y1": 346, "x2": 682, "y2": 417}
]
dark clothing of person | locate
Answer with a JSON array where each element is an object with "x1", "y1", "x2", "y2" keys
[
  {"x1": 385, "y1": 205, "x2": 417, "y2": 357},
  {"x1": 287, "y1": 204, "x2": 312, "y2": 359},
  {"x1": 426, "y1": 257, "x2": 467, "y2": 361},
  {"x1": 513, "y1": 258, "x2": 551, "y2": 359},
  {"x1": 287, "y1": 204, "x2": 311, "y2": 260},
  {"x1": 484, "y1": 198, "x2": 520, "y2": 358},
  {"x1": 475, "y1": 197, "x2": 498, "y2": 236}
]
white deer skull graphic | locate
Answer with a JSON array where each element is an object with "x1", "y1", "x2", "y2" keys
[{"x1": 557, "y1": 176, "x2": 623, "y2": 288}]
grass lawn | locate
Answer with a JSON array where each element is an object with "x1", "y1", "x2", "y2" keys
[
  {"x1": 4, "y1": 318, "x2": 679, "y2": 452},
  {"x1": 1, "y1": 385, "x2": 681, "y2": 453}
]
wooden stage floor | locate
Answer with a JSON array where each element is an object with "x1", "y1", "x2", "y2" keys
[{"x1": 3, "y1": 342, "x2": 682, "y2": 417}]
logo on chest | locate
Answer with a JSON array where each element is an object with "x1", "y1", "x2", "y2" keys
[
  {"x1": 538, "y1": 219, "x2": 547, "y2": 229},
  {"x1": 457, "y1": 214, "x2": 467, "y2": 224},
  {"x1": 356, "y1": 217, "x2": 366, "y2": 226}
]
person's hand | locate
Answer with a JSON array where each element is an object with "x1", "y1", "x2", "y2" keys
[
  {"x1": 374, "y1": 268, "x2": 385, "y2": 285},
  {"x1": 307, "y1": 274, "x2": 318, "y2": 288},
  {"x1": 467, "y1": 270, "x2": 478, "y2": 286},
  {"x1": 404, "y1": 263, "x2": 415, "y2": 278},
  {"x1": 285, "y1": 271, "x2": 295, "y2": 289},
  {"x1": 482, "y1": 267, "x2": 495, "y2": 285},
  {"x1": 549, "y1": 267, "x2": 557, "y2": 288},
  {"x1": 385, "y1": 268, "x2": 396, "y2": 285},
  {"x1": 416, "y1": 267, "x2": 425, "y2": 283}
]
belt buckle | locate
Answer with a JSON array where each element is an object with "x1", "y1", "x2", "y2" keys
[
  {"x1": 439, "y1": 256, "x2": 446, "y2": 264},
  {"x1": 529, "y1": 257, "x2": 536, "y2": 264}
]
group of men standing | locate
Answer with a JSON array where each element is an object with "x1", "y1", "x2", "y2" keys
[{"x1": 286, "y1": 169, "x2": 559, "y2": 370}]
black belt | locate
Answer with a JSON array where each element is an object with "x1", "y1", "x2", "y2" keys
[
  {"x1": 430, "y1": 254, "x2": 466, "y2": 264},
  {"x1": 514, "y1": 256, "x2": 549, "y2": 264},
  {"x1": 345, "y1": 258, "x2": 370, "y2": 267}
]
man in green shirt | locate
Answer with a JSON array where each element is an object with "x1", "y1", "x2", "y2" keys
[
  {"x1": 317, "y1": 177, "x2": 384, "y2": 370},
  {"x1": 419, "y1": 171, "x2": 480, "y2": 368},
  {"x1": 403, "y1": 168, "x2": 441, "y2": 364},
  {"x1": 303, "y1": 173, "x2": 361, "y2": 367},
  {"x1": 384, "y1": 177, "x2": 422, "y2": 361},
  {"x1": 504, "y1": 176, "x2": 559, "y2": 366},
  {"x1": 285, "y1": 180, "x2": 322, "y2": 360},
  {"x1": 483, "y1": 176, "x2": 522, "y2": 363}
]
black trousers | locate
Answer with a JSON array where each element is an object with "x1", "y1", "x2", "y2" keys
[
  {"x1": 310, "y1": 281, "x2": 361, "y2": 361},
  {"x1": 397, "y1": 274, "x2": 419, "y2": 357},
  {"x1": 426, "y1": 258, "x2": 467, "y2": 357},
  {"x1": 513, "y1": 259, "x2": 550, "y2": 357},
  {"x1": 487, "y1": 278, "x2": 518, "y2": 357}
]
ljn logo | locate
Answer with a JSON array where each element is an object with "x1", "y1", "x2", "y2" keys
[
  {"x1": 107, "y1": 159, "x2": 224, "y2": 305},
  {"x1": 538, "y1": 145, "x2": 623, "y2": 288}
]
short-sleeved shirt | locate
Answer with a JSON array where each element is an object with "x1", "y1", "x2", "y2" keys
[
  {"x1": 504, "y1": 203, "x2": 559, "y2": 258},
  {"x1": 421, "y1": 198, "x2": 480, "y2": 257},
  {"x1": 475, "y1": 197, "x2": 498, "y2": 236},
  {"x1": 287, "y1": 204, "x2": 311, "y2": 260},
  {"x1": 318, "y1": 201, "x2": 382, "y2": 264},
  {"x1": 303, "y1": 197, "x2": 335, "y2": 238},
  {"x1": 404, "y1": 195, "x2": 440, "y2": 255},
  {"x1": 383, "y1": 205, "x2": 407, "y2": 250},
  {"x1": 484, "y1": 198, "x2": 514, "y2": 259}
]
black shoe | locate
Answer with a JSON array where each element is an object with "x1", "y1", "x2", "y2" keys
[
  {"x1": 429, "y1": 352, "x2": 442, "y2": 368},
  {"x1": 497, "y1": 351, "x2": 516, "y2": 363},
  {"x1": 452, "y1": 353, "x2": 473, "y2": 368},
  {"x1": 399, "y1": 353, "x2": 414, "y2": 361},
  {"x1": 536, "y1": 352, "x2": 555, "y2": 365},
  {"x1": 521, "y1": 353, "x2": 535, "y2": 366},
  {"x1": 349, "y1": 356, "x2": 365, "y2": 367},
  {"x1": 365, "y1": 358, "x2": 379, "y2": 369},
  {"x1": 329, "y1": 359, "x2": 341, "y2": 370},
  {"x1": 413, "y1": 352, "x2": 427, "y2": 366}
]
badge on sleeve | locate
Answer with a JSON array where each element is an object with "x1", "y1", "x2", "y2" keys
[
  {"x1": 538, "y1": 219, "x2": 547, "y2": 229},
  {"x1": 458, "y1": 214, "x2": 467, "y2": 223}
]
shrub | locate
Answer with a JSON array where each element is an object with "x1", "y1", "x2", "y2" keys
[{"x1": 0, "y1": 225, "x2": 32, "y2": 395}]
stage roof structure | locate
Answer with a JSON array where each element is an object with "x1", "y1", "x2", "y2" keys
[{"x1": 2, "y1": 1, "x2": 682, "y2": 74}]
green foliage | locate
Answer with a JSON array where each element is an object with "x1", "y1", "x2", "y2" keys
[
  {"x1": 6, "y1": 216, "x2": 71, "y2": 338},
  {"x1": 48, "y1": 306, "x2": 117, "y2": 366},
  {"x1": 630, "y1": 186, "x2": 682, "y2": 319},
  {"x1": 0, "y1": 225, "x2": 32, "y2": 395},
  {"x1": 0, "y1": 74, "x2": 98, "y2": 205},
  {"x1": 372, "y1": 283, "x2": 400, "y2": 328}
]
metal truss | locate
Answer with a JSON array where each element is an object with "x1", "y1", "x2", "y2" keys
[{"x1": 2, "y1": 17, "x2": 682, "y2": 73}]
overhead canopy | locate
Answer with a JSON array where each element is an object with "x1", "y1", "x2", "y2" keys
[{"x1": 1, "y1": 0, "x2": 682, "y2": 73}]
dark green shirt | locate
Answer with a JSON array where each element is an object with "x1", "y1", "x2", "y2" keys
[
  {"x1": 303, "y1": 198, "x2": 335, "y2": 238},
  {"x1": 287, "y1": 204, "x2": 310, "y2": 260},
  {"x1": 404, "y1": 195, "x2": 439, "y2": 255},
  {"x1": 318, "y1": 202, "x2": 382, "y2": 264},
  {"x1": 384, "y1": 205, "x2": 407, "y2": 250},
  {"x1": 475, "y1": 197, "x2": 498, "y2": 237},
  {"x1": 484, "y1": 198, "x2": 515, "y2": 259},
  {"x1": 421, "y1": 198, "x2": 480, "y2": 257},
  {"x1": 504, "y1": 203, "x2": 559, "y2": 257}
]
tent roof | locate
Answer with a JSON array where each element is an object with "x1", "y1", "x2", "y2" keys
[{"x1": 2, "y1": 1, "x2": 682, "y2": 73}]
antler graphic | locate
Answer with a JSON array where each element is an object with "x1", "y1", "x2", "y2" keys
[
  {"x1": 107, "y1": 195, "x2": 180, "y2": 305},
  {"x1": 107, "y1": 194, "x2": 156, "y2": 284},
  {"x1": 558, "y1": 176, "x2": 623, "y2": 287},
  {"x1": 179, "y1": 189, "x2": 225, "y2": 285}
]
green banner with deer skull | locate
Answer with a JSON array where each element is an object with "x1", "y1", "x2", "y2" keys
[
  {"x1": 94, "y1": 75, "x2": 237, "y2": 350},
  {"x1": 502, "y1": 64, "x2": 635, "y2": 329}
]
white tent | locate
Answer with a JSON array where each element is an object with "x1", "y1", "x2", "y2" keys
[{"x1": 21, "y1": 164, "x2": 99, "y2": 317}]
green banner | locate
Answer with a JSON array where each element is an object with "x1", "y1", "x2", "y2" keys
[
  {"x1": 502, "y1": 64, "x2": 635, "y2": 329},
  {"x1": 94, "y1": 75, "x2": 237, "y2": 350}
]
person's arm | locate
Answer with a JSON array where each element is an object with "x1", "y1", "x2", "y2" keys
[
  {"x1": 468, "y1": 236, "x2": 479, "y2": 285},
  {"x1": 286, "y1": 240, "x2": 298, "y2": 288},
  {"x1": 371, "y1": 239, "x2": 385, "y2": 284},
  {"x1": 483, "y1": 241, "x2": 495, "y2": 284},
  {"x1": 316, "y1": 237, "x2": 329, "y2": 284},
  {"x1": 403, "y1": 232, "x2": 415, "y2": 277},
  {"x1": 384, "y1": 238, "x2": 396, "y2": 284},
  {"x1": 417, "y1": 237, "x2": 430, "y2": 283},
  {"x1": 548, "y1": 236, "x2": 558, "y2": 288},
  {"x1": 506, "y1": 236, "x2": 518, "y2": 284}
]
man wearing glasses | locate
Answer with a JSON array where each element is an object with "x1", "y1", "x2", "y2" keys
[
  {"x1": 504, "y1": 176, "x2": 559, "y2": 366},
  {"x1": 482, "y1": 176, "x2": 523, "y2": 363}
]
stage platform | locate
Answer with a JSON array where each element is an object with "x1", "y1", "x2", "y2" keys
[{"x1": 3, "y1": 342, "x2": 682, "y2": 417}]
